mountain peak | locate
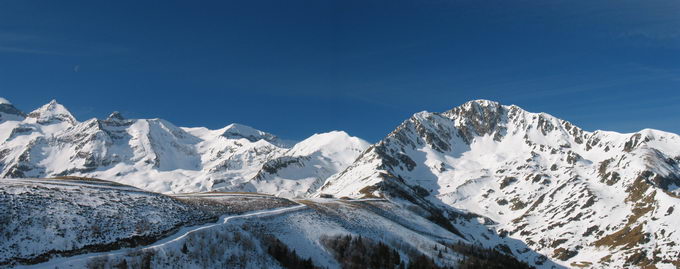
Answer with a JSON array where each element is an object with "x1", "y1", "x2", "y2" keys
[
  {"x1": 289, "y1": 130, "x2": 369, "y2": 158},
  {"x1": 444, "y1": 99, "x2": 504, "y2": 117},
  {"x1": 27, "y1": 99, "x2": 77, "y2": 125},
  {"x1": 458, "y1": 99, "x2": 503, "y2": 113},
  {"x1": 463, "y1": 99, "x2": 500, "y2": 107},
  {"x1": 102, "y1": 111, "x2": 132, "y2": 126},
  {"x1": 440, "y1": 99, "x2": 506, "y2": 140},
  {"x1": 0, "y1": 97, "x2": 12, "y2": 105},
  {"x1": 221, "y1": 123, "x2": 280, "y2": 143},
  {"x1": 106, "y1": 111, "x2": 125, "y2": 121}
]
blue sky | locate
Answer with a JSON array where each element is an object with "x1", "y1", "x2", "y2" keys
[{"x1": 0, "y1": 0, "x2": 678, "y2": 142}]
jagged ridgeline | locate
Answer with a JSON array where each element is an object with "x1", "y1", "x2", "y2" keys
[
  {"x1": 318, "y1": 100, "x2": 680, "y2": 268},
  {"x1": 0, "y1": 98, "x2": 369, "y2": 197},
  {"x1": 1, "y1": 97, "x2": 679, "y2": 268}
]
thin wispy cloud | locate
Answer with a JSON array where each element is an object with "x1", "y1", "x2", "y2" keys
[
  {"x1": 0, "y1": 45, "x2": 63, "y2": 55},
  {"x1": 0, "y1": 32, "x2": 41, "y2": 42},
  {"x1": 599, "y1": 0, "x2": 680, "y2": 45},
  {"x1": 0, "y1": 31, "x2": 64, "y2": 55},
  {"x1": 0, "y1": 30, "x2": 129, "y2": 56}
]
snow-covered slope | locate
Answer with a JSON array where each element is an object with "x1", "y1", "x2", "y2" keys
[
  {"x1": 0, "y1": 177, "x2": 305, "y2": 267},
  {"x1": 3, "y1": 178, "x2": 534, "y2": 269},
  {"x1": 0, "y1": 178, "x2": 213, "y2": 266},
  {"x1": 318, "y1": 100, "x2": 680, "y2": 268},
  {"x1": 251, "y1": 131, "x2": 370, "y2": 197},
  {"x1": 0, "y1": 98, "x2": 369, "y2": 196}
]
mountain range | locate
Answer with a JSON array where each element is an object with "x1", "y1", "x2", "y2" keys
[
  {"x1": 1, "y1": 97, "x2": 679, "y2": 268},
  {"x1": 0, "y1": 98, "x2": 369, "y2": 197}
]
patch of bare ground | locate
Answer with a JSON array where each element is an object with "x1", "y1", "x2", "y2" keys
[
  {"x1": 624, "y1": 250, "x2": 655, "y2": 268},
  {"x1": 176, "y1": 195, "x2": 297, "y2": 215},
  {"x1": 594, "y1": 224, "x2": 647, "y2": 249},
  {"x1": 552, "y1": 247, "x2": 578, "y2": 261},
  {"x1": 509, "y1": 198, "x2": 527, "y2": 210},
  {"x1": 48, "y1": 176, "x2": 130, "y2": 186},
  {"x1": 626, "y1": 172, "x2": 652, "y2": 203},
  {"x1": 358, "y1": 185, "x2": 382, "y2": 198},
  {"x1": 570, "y1": 261, "x2": 592, "y2": 268},
  {"x1": 175, "y1": 191, "x2": 275, "y2": 196}
]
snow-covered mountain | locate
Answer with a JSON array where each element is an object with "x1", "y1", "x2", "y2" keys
[
  {"x1": 251, "y1": 131, "x2": 369, "y2": 197},
  {"x1": 3, "y1": 97, "x2": 680, "y2": 268},
  {"x1": 318, "y1": 99, "x2": 680, "y2": 268},
  {"x1": 0, "y1": 98, "x2": 369, "y2": 197}
]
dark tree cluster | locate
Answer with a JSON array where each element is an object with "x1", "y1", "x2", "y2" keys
[
  {"x1": 321, "y1": 234, "x2": 445, "y2": 269},
  {"x1": 264, "y1": 236, "x2": 316, "y2": 269}
]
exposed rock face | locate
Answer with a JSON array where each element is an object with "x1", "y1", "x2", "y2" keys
[
  {"x1": 443, "y1": 99, "x2": 506, "y2": 143},
  {"x1": 103, "y1": 111, "x2": 132, "y2": 127},
  {"x1": 318, "y1": 100, "x2": 680, "y2": 268},
  {"x1": 220, "y1": 123, "x2": 287, "y2": 146},
  {"x1": 26, "y1": 100, "x2": 77, "y2": 125},
  {"x1": 0, "y1": 100, "x2": 26, "y2": 123}
]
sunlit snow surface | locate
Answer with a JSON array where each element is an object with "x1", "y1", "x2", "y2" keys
[
  {"x1": 0, "y1": 99, "x2": 369, "y2": 197},
  {"x1": 3, "y1": 178, "x2": 466, "y2": 268}
]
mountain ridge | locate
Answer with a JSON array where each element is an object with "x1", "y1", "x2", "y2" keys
[
  {"x1": 1, "y1": 97, "x2": 679, "y2": 267},
  {"x1": 317, "y1": 99, "x2": 680, "y2": 268},
  {"x1": 0, "y1": 97, "x2": 369, "y2": 197}
]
